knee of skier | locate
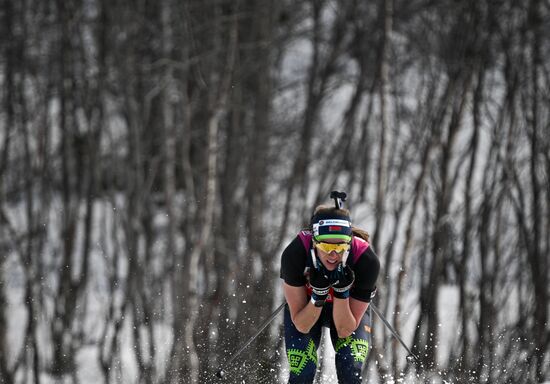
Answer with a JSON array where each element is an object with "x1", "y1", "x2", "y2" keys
[{"x1": 334, "y1": 335, "x2": 370, "y2": 384}]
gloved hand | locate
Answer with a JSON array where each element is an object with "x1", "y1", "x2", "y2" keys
[
  {"x1": 308, "y1": 261, "x2": 331, "y2": 301},
  {"x1": 331, "y1": 264, "x2": 355, "y2": 299}
]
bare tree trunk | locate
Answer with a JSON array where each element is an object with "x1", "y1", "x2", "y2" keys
[
  {"x1": 165, "y1": 1, "x2": 196, "y2": 377},
  {"x1": 523, "y1": 1, "x2": 548, "y2": 380},
  {"x1": 456, "y1": 67, "x2": 482, "y2": 379},
  {"x1": 476, "y1": 176, "x2": 496, "y2": 383},
  {"x1": 373, "y1": 4, "x2": 394, "y2": 374},
  {"x1": 358, "y1": 83, "x2": 377, "y2": 202},
  {"x1": 245, "y1": 0, "x2": 278, "y2": 379},
  {"x1": 51, "y1": 0, "x2": 81, "y2": 377},
  {"x1": 0, "y1": 0, "x2": 16, "y2": 378},
  {"x1": 214, "y1": 51, "x2": 245, "y2": 379},
  {"x1": 159, "y1": 2, "x2": 178, "y2": 381},
  {"x1": 19, "y1": 26, "x2": 43, "y2": 384},
  {"x1": 371, "y1": 0, "x2": 392, "y2": 249},
  {"x1": 183, "y1": 112, "x2": 220, "y2": 384}
]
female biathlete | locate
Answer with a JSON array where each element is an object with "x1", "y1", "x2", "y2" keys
[{"x1": 280, "y1": 192, "x2": 380, "y2": 383}]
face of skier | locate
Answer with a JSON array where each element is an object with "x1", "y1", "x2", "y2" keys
[{"x1": 314, "y1": 238, "x2": 350, "y2": 271}]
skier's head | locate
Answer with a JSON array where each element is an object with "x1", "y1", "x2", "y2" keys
[
  {"x1": 310, "y1": 205, "x2": 353, "y2": 243},
  {"x1": 310, "y1": 205, "x2": 352, "y2": 270},
  {"x1": 308, "y1": 191, "x2": 370, "y2": 243}
]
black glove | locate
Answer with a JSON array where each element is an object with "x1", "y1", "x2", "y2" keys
[
  {"x1": 308, "y1": 261, "x2": 331, "y2": 302},
  {"x1": 331, "y1": 264, "x2": 355, "y2": 299}
]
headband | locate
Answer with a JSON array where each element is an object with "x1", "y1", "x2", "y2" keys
[{"x1": 311, "y1": 211, "x2": 352, "y2": 242}]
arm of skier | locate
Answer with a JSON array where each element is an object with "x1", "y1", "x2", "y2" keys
[
  {"x1": 333, "y1": 298, "x2": 369, "y2": 338},
  {"x1": 283, "y1": 283, "x2": 323, "y2": 334},
  {"x1": 331, "y1": 264, "x2": 370, "y2": 338}
]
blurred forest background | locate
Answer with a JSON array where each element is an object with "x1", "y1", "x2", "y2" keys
[{"x1": 0, "y1": 0, "x2": 549, "y2": 383}]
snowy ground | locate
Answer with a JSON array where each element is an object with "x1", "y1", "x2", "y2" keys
[
  {"x1": 3, "y1": 200, "x2": 543, "y2": 383},
  {"x1": 5, "y1": 251, "x2": 461, "y2": 384}
]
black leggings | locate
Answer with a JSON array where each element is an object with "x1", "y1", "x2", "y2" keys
[{"x1": 284, "y1": 303, "x2": 372, "y2": 384}]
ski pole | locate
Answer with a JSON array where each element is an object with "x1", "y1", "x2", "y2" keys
[
  {"x1": 216, "y1": 301, "x2": 286, "y2": 379},
  {"x1": 370, "y1": 302, "x2": 421, "y2": 366}
]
